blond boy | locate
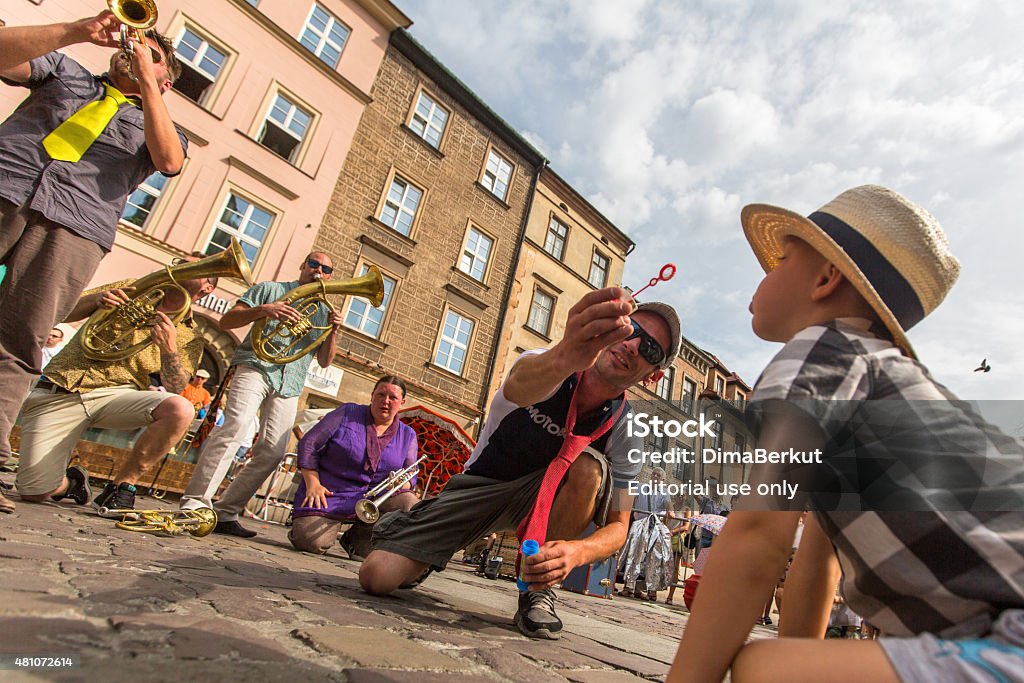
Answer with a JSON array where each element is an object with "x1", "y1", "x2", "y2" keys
[{"x1": 668, "y1": 186, "x2": 1024, "y2": 683}]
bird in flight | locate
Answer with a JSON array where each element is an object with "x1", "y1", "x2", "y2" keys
[{"x1": 974, "y1": 359, "x2": 991, "y2": 373}]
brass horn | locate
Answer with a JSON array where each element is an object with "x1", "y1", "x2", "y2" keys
[
  {"x1": 355, "y1": 455, "x2": 426, "y2": 523},
  {"x1": 107, "y1": 0, "x2": 159, "y2": 81},
  {"x1": 113, "y1": 507, "x2": 218, "y2": 537},
  {"x1": 251, "y1": 266, "x2": 384, "y2": 364},
  {"x1": 80, "y1": 238, "x2": 253, "y2": 361}
]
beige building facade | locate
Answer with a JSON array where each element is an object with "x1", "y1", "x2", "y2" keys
[
  {"x1": 0, "y1": 0, "x2": 410, "y2": 392},
  {"x1": 311, "y1": 30, "x2": 545, "y2": 428}
]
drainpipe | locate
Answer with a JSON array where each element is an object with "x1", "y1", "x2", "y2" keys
[{"x1": 478, "y1": 160, "x2": 548, "y2": 436}]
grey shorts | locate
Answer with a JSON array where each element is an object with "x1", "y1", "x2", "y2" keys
[
  {"x1": 880, "y1": 610, "x2": 1024, "y2": 683},
  {"x1": 371, "y1": 447, "x2": 613, "y2": 571}
]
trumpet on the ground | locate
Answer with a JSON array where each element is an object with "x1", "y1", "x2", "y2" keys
[
  {"x1": 355, "y1": 455, "x2": 426, "y2": 524},
  {"x1": 110, "y1": 507, "x2": 218, "y2": 537},
  {"x1": 251, "y1": 266, "x2": 384, "y2": 364}
]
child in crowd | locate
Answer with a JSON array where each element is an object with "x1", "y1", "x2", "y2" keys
[{"x1": 667, "y1": 185, "x2": 1024, "y2": 683}]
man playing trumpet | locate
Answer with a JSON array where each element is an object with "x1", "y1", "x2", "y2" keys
[
  {"x1": 15, "y1": 266, "x2": 215, "y2": 512},
  {"x1": 0, "y1": 10, "x2": 186, "y2": 514},
  {"x1": 180, "y1": 252, "x2": 344, "y2": 538}
]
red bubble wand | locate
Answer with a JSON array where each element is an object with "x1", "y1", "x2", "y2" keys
[{"x1": 630, "y1": 263, "x2": 676, "y2": 301}]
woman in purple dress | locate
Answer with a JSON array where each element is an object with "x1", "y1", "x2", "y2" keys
[{"x1": 288, "y1": 376, "x2": 419, "y2": 558}]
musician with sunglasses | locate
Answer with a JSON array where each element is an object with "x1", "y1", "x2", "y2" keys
[
  {"x1": 360, "y1": 289, "x2": 682, "y2": 641},
  {"x1": 180, "y1": 252, "x2": 344, "y2": 538}
]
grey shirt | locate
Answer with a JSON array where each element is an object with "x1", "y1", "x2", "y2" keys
[{"x1": 0, "y1": 52, "x2": 188, "y2": 250}]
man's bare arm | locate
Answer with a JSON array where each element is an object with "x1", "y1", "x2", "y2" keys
[{"x1": 0, "y1": 11, "x2": 119, "y2": 80}]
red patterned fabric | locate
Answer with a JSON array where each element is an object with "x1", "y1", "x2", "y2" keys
[{"x1": 397, "y1": 406, "x2": 476, "y2": 497}]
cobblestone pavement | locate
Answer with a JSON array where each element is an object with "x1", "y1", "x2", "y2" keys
[{"x1": 0, "y1": 478, "x2": 775, "y2": 682}]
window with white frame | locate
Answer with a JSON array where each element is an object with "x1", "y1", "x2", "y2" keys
[
  {"x1": 526, "y1": 289, "x2": 554, "y2": 336},
  {"x1": 682, "y1": 377, "x2": 697, "y2": 415},
  {"x1": 299, "y1": 3, "x2": 350, "y2": 68},
  {"x1": 544, "y1": 216, "x2": 568, "y2": 261},
  {"x1": 379, "y1": 175, "x2": 422, "y2": 236},
  {"x1": 588, "y1": 250, "x2": 609, "y2": 288},
  {"x1": 655, "y1": 365, "x2": 674, "y2": 400},
  {"x1": 434, "y1": 310, "x2": 473, "y2": 375},
  {"x1": 458, "y1": 227, "x2": 493, "y2": 281},
  {"x1": 344, "y1": 264, "x2": 396, "y2": 339},
  {"x1": 715, "y1": 376, "x2": 725, "y2": 396},
  {"x1": 204, "y1": 192, "x2": 274, "y2": 265},
  {"x1": 481, "y1": 149, "x2": 512, "y2": 202},
  {"x1": 409, "y1": 90, "x2": 449, "y2": 149},
  {"x1": 258, "y1": 93, "x2": 313, "y2": 163},
  {"x1": 121, "y1": 172, "x2": 168, "y2": 229},
  {"x1": 173, "y1": 28, "x2": 227, "y2": 105}
]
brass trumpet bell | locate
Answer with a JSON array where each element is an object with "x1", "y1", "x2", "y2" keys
[
  {"x1": 80, "y1": 237, "x2": 253, "y2": 361},
  {"x1": 251, "y1": 266, "x2": 385, "y2": 364},
  {"x1": 113, "y1": 507, "x2": 218, "y2": 537},
  {"x1": 108, "y1": 0, "x2": 158, "y2": 29}
]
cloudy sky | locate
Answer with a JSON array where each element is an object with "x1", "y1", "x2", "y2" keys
[{"x1": 399, "y1": 0, "x2": 1024, "y2": 401}]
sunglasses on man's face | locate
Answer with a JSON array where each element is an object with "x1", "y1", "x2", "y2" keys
[
  {"x1": 626, "y1": 319, "x2": 666, "y2": 367},
  {"x1": 306, "y1": 259, "x2": 333, "y2": 275}
]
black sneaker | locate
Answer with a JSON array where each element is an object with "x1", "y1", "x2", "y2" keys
[
  {"x1": 213, "y1": 520, "x2": 257, "y2": 538},
  {"x1": 514, "y1": 588, "x2": 563, "y2": 639},
  {"x1": 338, "y1": 532, "x2": 365, "y2": 561},
  {"x1": 93, "y1": 482, "x2": 136, "y2": 513},
  {"x1": 54, "y1": 465, "x2": 92, "y2": 505}
]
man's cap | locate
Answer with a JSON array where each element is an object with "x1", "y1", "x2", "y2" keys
[
  {"x1": 741, "y1": 184, "x2": 960, "y2": 358},
  {"x1": 634, "y1": 301, "x2": 682, "y2": 370},
  {"x1": 195, "y1": 369, "x2": 211, "y2": 379}
]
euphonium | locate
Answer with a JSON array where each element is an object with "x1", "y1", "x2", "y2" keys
[
  {"x1": 80, "y1": 238, "x2": 253, "y2": 361},
  {"x1": 113, "y1": 508, "x2": 218, "y2": 537},
  {"x1": 355, "y1": 455, "x2": 426, "y2": 524},
  {"x1": 107, "y1": 0, "x2": 159, "y2": 81},
  {"x1": 251, "y1": 266, "x2": 384, "y2": 364}
]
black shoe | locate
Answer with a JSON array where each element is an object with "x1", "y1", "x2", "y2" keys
[
  {"x1": 338, "y1": 533, "x2": 365, "y2": 561},
  {"x1": 514, "y1": 588, "x2": 563, "y2": 639},
  {"x1": 54, "y1": 465, "x2": 92, "y2": 505},
  {"x1": 92, "y1": 482, "x2": 136, "y2": 513},
  {"x1": 214, "y1": 520, "x2": 257, "y2": 538}
]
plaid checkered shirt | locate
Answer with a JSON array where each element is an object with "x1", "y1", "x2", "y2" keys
[{"x1": 749, "y1": 318, "x2": 1024, "y2": 638}]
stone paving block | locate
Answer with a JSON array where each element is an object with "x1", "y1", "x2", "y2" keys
[
  {"x1": 169, "y1": 624, "x2": 291, "y2": 661},
  {"x1": 0, "y1": 617, "x2": 103, "y2": 651},
  {"x1": 469, "y1": 646, "x2": 571, "y2": 683},
  {"x1": 561, "y1": 639, "x2": 670, "y2": 677},
  {"x1": 202, "y1": 587, "x2": 297, "y2": 624},
  {"x1": 505, "y1": 640, "x2": 603, "y2": 669},
  {"x1": 0, "y1": 590, "x2": 81, "y2": 617},
  {"x1": 564, "y1": 669, "x2": 650, "y2": 683},
  {"x1": 294, "y1": 626, "x2": 472, "y2": 670},
  {"x1": 343, "y1": 669, "x2": 494, "y2": 683},
  {"x1": 0, "y1": 542, "x2": 67, "y2": 561},
  {"x1": 282, "y1": 590, "x2": 398, "y2": 629}
]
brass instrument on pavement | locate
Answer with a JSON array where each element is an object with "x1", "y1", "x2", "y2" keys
[
  {"x1": 251, "y1": 266, "x2": 384, "y2": 364},
  {"x1": 80, "y1": 238, "x2": 253, "y2": 361},
  {"x1": 108, "y1": 0, "x2": 158, "y2": 81},
  {"x1": 112, "y1": 507, "x2": 218, "y2": 537},
  {"x1": 354, "y1": 455, "x2": 426, "y2": 524}
]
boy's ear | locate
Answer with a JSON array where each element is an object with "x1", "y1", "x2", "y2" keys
[{"x1": 809, "y1": 263, "x2": 846, "y2": 302}]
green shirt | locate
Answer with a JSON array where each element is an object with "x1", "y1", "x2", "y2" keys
[{"x1": 231, "y1": 280, "x2": 329, "y2": 398}]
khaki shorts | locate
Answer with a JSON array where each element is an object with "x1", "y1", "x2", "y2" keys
[
  {"x1": 15, "y1": 385, "x2": 173, "y2": 496},
  {"x1": 372, "y1": 447, "x2": 613, "y2": 571}
]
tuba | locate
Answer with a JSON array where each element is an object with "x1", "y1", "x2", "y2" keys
[
  {"x1": 107, "y1": 0, "x2": 159, "y2": 81},
  {"x1": 250, "y1": 267, "x2": 384, "y2": 364},
  {"x1": 80, "y1": 238, "x2": 253, "y2": 361}
]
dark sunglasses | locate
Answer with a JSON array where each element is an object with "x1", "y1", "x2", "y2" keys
[
  {"x1": 306, "y1": 259, "x2": 333, "y2": 275},
  {"x1": 626, "y1": 319, "x2": 666, "y2": 367}
]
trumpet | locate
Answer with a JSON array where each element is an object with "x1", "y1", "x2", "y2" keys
[
  {"x1": 355, "y1": 456, "x2": 426, "y2": 524},
  {"x1": 112, "y1": 507, "x2": 218, "y2": 537},
  {"x1": 108, "y1": 0, "x2": 159, "y2": 81},
  {"x1": 251, "y1": 267, "x2": 384, "y2": 364}
]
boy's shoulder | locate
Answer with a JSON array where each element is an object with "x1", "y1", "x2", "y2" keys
[{"x1": 752, "y1": 318, "x2": 919, "y2": 403}]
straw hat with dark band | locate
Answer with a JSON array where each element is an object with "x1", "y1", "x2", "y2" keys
[{"x1": 741, "y1": 185, "x2": 960, "y2": 358}]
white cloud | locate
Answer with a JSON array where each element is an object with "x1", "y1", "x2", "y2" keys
[{"x1": 400, "y1": 0, "x2": 1024, "y2": 398}]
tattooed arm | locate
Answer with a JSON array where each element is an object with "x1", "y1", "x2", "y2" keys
[{"x1": 151, "y1": 311, "x2": 189, "y2": 394}]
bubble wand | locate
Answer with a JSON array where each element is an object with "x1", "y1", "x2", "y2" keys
[{"x1": 630, "y1": 263, "x2": 676, "y2": 301}]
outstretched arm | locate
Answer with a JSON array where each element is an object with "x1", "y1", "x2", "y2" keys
[
  {"x1": 503, "y1": 287, "x2": 633, "y2": 407},
  {"x1": 0, "y1": 11, "x2": 120, "y2": 80}
]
